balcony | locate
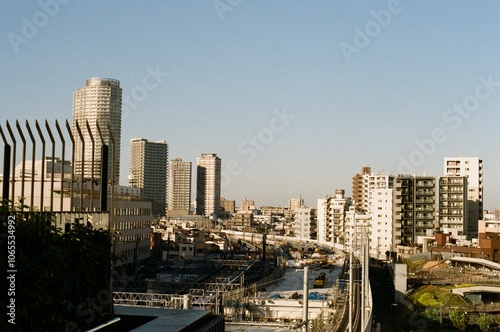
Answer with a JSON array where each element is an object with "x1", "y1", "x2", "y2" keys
[
  {"x1": 416, "y1": 182, "x2": 435, "y2": 188},
  {"x1": 415, "y1": 199, "x2": 434, "y2": 204},
  {"x1": 415, "y1": 207, "x2": 434, "y2": 212},
  {"x1": 440, "y1": 189, "x2": 464, "y2": 194},
  {"x1": 415, "y1": 191, "x2": 434, "y2": 196}
]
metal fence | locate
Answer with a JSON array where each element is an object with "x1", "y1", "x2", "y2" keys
[{"x1": 1, "y1": 119, "x2": 116, "y2": 216}]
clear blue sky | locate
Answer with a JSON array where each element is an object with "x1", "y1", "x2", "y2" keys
[{"x1": 1, "y1": 1, "x2": 499, "y2": 208}]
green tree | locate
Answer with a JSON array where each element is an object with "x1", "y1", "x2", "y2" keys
[
  {"x1": 417, "y1": 292, "x2": 440, "y2": 307},
  {"x1": 476, "y1": 312, "x2": 493, "y2": 332},
  {"x1": 424, "y1": 307, "x2": 440, "y2": 322},
  {"x1": 1, "y1": 200, "x2": 115, "y2": 332},
  {"x1": 449, "y1": 308, "x2": 468, "y2": 332}
]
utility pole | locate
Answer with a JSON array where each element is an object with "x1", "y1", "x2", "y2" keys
[
  {"x1": 349, "y1": 249, "x2": 353, "y2": 332},
  {"x1": 361, "y1": 232, "x2": 368, "y2": 331},
  {"x1": 302, "y1": 265, "x2": 309, "y2": 332}
]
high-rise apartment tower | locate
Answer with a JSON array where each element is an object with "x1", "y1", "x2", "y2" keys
[
  {"x1": 168, "y1": 158, "x2": 192, "y2": 216},
  {"x1": 129, "y1": 138, "x2": 168, "y2": 217},
  {"x1": 72, "y1": 78, "x2": 122, "y2": 185},
  {"x1": 439, "y1": 176, "x2": 468, "y2": 237},
  {"x1": 392, "y1": 175, "x2": 436, "y2": 247},
  {"x1": 196, "y1": 153, "x2": 221, "y2": 217},
  {"x1": 352, "y1": 166, "x2": 371, "y2": 212},
  {"x1": 444, "y1": 156, "x2": 483, "y2": 238}
]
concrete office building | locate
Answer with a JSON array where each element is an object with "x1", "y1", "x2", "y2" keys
[
  {"x1": 444, "y1": 156, "x2": 483, "y2": 238},
  {"x1": 196, "y1": 153, "x2": 221, "y2": 217},
  {"x1": 129, "y1": 138, "x2": 168, "y2": 217},
  {"x1": 72, "y1": 78, "x2": 122, "y2": 185}
]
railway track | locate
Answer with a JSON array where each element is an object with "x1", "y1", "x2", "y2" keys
[{"x1": 336, "y1": 258, "x2": 361, "y2": 332}]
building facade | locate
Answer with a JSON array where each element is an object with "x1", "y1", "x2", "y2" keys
[
  {"x1": 72, "y1": 78, "x2": 122, "y2": 185},
  {"x1": 344, "y1": 206, "x2": 370, "y2": 251},
  {"x1": 478, "y1": 219, "x2": 500, "y2": 263},
  {"x1": 392, "y1": 175, "x2": 436, "y2": 248},
  {"x1": 220, "y1": 197, "x2": 236, "y2": 214},
  {"x1": 241, "y1": 199, "x2": 256, "y2": 211},
  {"x1": 288, "y1": 196, "x2": 304, "y2": 212},
  {"x1": 293, "y1": 206, "x2": 317, "y2": 241},
  {"x1": 128, "y1": 138, "x2": 168, "y2": 217},
  {"x1": 168, "y1": 158, "x2": 192, "y2": 217},
  {"x1": 317, "y1": 189, "x2": 351, "y2": 245},
  {"x1": 444, "y1": 156, "x2": 483, "y2": 238},
  {"x1": 196, "y1": 153, "x2": 221, "y2": 217},
  {"x1": 369, "y1": 188, "x2": 393, "y2": 260},
  {"x1": 362, "y1": 173, "x2": 394, "y2": 213},
  {"x1": 6, "y1": 162, "x2": 152, "y2": 266},
  {"x1": 439, "y1": 176, "x2": 468, "y2": 238},
  {"x1": 352, "y1": 166, "x2": 371, "y2": 212}
]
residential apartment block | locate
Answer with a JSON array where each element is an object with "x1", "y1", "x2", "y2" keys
[
  {"x1": 352, "y1": 166, "x2": 371, "y2": 212},
  {"x1": 220, "y1": 197, "x2": 236, "y2": 214},
  {"x1": 241, "y1": 198, "x2": 256, "y2": 211},
  {"x1": 393, "y1": 175, "x2": 436, "y2": 247},
  {"x1": 72, "y1": 78, "x2": 122, "y2": 185},
  {"x1": 444, "y1": 156, "x2": 483, "y2": 238},
  {"x1": 369, "y1": 188, "x2": 393, "y2": 260},
  {"x1": 129, "y1": 138, "x2": 168, "y2": 217},
  {"x1": 344, "y1": 207, "x2": 370, "y2": 251},
  {"x1": 362, "y1": 173, "x2": 394, "y2": 213},
  {"x1": 293, "y1": 206, "x2": 317, "y2": 241},
  {"x1": 196, "y1": 153, "x2": 221, "y2": 217},
  {"x1": 317, "y1": 189, "x2": 351, "y2": 246},
  {"x1": 168, "y1": 158, "x2": 192, "y2": 217},
  {"x1": 288, "y1": 196, "x2": 304, "y2": 212},
  {"x1": 439, "y1": 176, "x2": 468, "y2": 238}
]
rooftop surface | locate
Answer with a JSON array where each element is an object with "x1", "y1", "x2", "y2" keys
[{"x1": 114, "y1": 306, "x2": 214, "y2": 332}]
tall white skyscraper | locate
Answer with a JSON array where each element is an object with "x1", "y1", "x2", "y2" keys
[
  {"x1": 196, "y1": 153, "x2": 221, "y2": 217},
  {"x1": 129, "y1": 138, "x2": 168, "y2": 217},
  {"x1": 72, "y1": 78, "x2": 122, "y2": 185},
  {"x1": 444, "y1": 156, "x2": 483, "y2": 238},
  {"x1": 168, "y1": 158, "x2": 192, "y2": 216}
]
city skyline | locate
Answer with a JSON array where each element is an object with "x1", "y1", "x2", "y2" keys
[{"x1": 2, "y1": 1, "x2": 499, "y2": 208}]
